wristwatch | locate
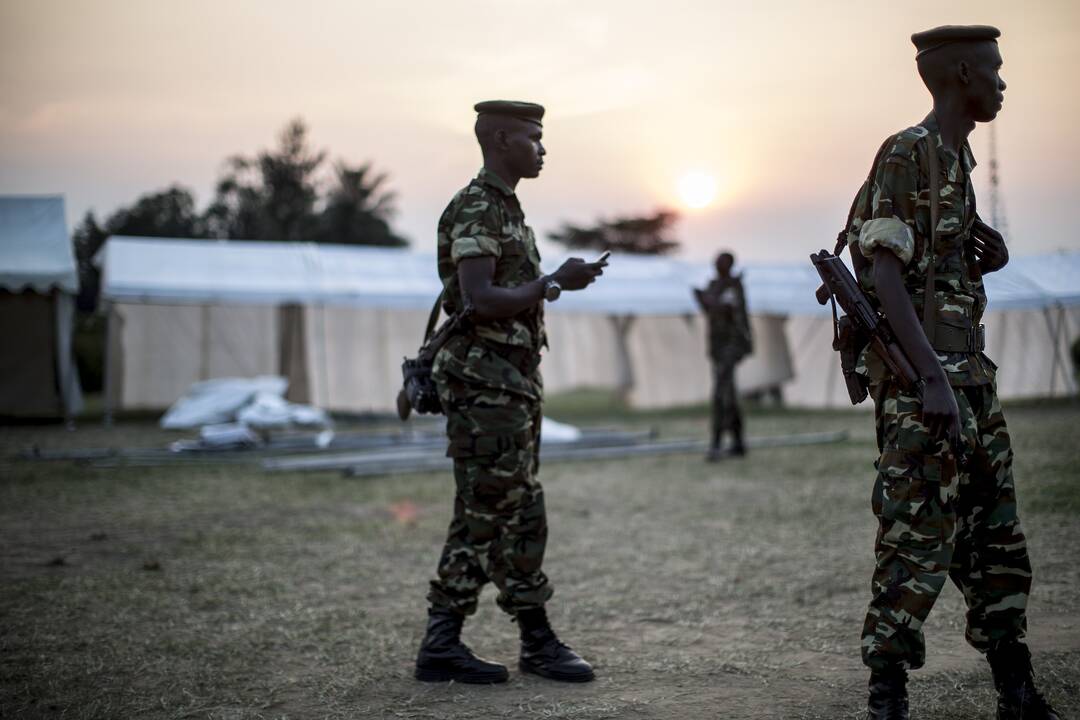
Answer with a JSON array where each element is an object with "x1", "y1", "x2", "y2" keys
[{"x1": 543, "y1": 276, "x2": 562, "y2": 302}]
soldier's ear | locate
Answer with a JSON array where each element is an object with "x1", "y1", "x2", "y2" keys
[
  {"x1": 493, "y1": 128, "x2": 510, "y2": 152},
  {"x1": 957, "y1": 59, "x2": 971, "y2": 86}
]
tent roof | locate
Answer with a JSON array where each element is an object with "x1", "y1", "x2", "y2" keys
[
  {"x1": 99, "y1": 236, "x2": 1080, "y2": 315},
  {"x1": 0, "y1": 196, "x2": 77, "y2": 294},
  {"x1": 101, "y1": 237, "x2": 443, "y2": 307}
]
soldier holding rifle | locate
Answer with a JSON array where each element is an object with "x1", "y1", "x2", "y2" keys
[{"x1": 823, "y1": 26, "x2": 1060, "y2": 720}]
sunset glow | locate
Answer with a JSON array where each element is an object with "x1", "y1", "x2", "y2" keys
[
  {"x1": 677, "y1": 171, "x2": 718, "y2": 210},
  {"x1": 1, "y1": 1, "x2": 1077, "y2": 261}
]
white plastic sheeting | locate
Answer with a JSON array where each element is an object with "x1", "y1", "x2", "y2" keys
[{"x1": 160, "y1": 376, "x2": 329, "y2": 430}]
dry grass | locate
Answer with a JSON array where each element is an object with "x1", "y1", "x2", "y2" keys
[{"x1": 1, "y1": 399, "x2": 1078, "y2": 719}]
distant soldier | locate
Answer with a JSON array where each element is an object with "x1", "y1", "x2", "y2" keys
[
  {"x1": 694, "y1": 252, "x2": 752, "y2": 460},
  {"x1": 846, "y1": 26, "x2": 1060, "y2": 719},
  {"x1": 414, "y1": 101, "x2": 605, "y2": 685}
]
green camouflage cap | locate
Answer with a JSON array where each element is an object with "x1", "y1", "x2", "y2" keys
[
  {"x1": 911, "y1": 25, "x2": 1000, "y2": 59},
  {"x1": 474, "y1": 100, "x2": 544, "y2": 126}
]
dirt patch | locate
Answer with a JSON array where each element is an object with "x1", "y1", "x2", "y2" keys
[{"x1": 2, "y1": 404, "x2": 1079, "y2": 719}]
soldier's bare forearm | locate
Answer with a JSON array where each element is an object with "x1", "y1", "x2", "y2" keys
[
  {"x1": 872, "y1": 249, "x2": 947, "y2": 385},
  {"x1": 458, "y1": 256, "x2": 545, "y2": 321}
]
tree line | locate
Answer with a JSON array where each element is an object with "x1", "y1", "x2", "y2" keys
[
  {"x1": 73, "y1": 118, "x2": 682, "y2": 314},
  {"x1": 73, "y1": 118, "x2": 406, "y2": 312}
]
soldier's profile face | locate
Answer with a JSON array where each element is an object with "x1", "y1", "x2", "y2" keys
[
  {"x1": 505, "y1": 123, "x2": 545, "y2": 179},
  {"x1": 967, "y1": 43, "x2": 1006, "y2": 122}
]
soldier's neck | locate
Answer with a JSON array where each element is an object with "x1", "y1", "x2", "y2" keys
[
  {"x1": 927, "y1": 102, "x2": 975, "y2": 155},
  {"x1": 483, "y1": 162, "x2": 521, "y2": 192}
]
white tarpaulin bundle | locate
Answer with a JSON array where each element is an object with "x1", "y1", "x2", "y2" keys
[
  {"x1": 99, "y1": 237, "x2": 1079, "y2": 413},
  {"x1": 0, "y1": 196, "x2": 83, "y2": 418}
]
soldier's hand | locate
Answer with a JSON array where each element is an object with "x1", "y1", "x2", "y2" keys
[
  {"x1": 921, "y1": 375, "x2": 961, "y2": 448},
  {"x1": 552, "y1": 257, "x2": 604, "y2": 291},
  {"x1": 970, "y1": 219, "x2": 1009, "y2": 273}
]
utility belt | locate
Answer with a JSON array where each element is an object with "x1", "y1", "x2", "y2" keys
[
  {"x1": 447, "y1": 427, "x2": 535, "y2": 458},
  {"x1": 931, "y1": 323, "x2": 985, "y2": 353},
  {"x1": 471, "y1": 335, "x2": 543, "y2": 377}
]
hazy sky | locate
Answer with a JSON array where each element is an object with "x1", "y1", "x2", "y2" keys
[{"x1": 2, "y1": 0, "x2": 1078, "y2": 262}]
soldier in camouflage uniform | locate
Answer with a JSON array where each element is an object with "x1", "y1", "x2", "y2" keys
[
  {"x1": 695, "y1": 252, "x2": 753, "y2": 460},
  {"x1": 414, "y1": 101, "x2": 605, "y2": 685},
  {"x1": 846, "y1": 26, "x2": 1060, "y2": 720}
]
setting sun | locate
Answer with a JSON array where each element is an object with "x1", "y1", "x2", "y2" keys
[{"x1": 677, "y1": 171, "x2": 718, "y2": 210}]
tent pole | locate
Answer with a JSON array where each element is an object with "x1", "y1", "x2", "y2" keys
[
  {"x1": 609, "y1": 314, "x2": 636, "y2": 407},
  {"x1": 103, "y1": 301, "x2": 114, "y2": 428},
  {"x1": 1042, "y1": 304, "x2": 1066, "y2": 397},
  {"x1": 199, "y1": 304, "x2": 211, "y2": 380}
]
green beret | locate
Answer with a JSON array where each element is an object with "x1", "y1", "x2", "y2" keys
[
  {"x1": 474, "y1": 100, "x2": 544, "y2": 126},
  {"x1": 911, "y1": 25, "x2": 1000, "y2": 59}
]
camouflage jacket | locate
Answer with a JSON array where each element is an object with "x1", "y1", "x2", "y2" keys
[
  {"x1": 847, "y1": 114, "x2": 995, "y2": 387},
  {"x1": 702, "y1": 275, "x2": 753, "y2": 364},
  {"x1": 436, "y1": 168, "x2": 546, "y2": 353}
]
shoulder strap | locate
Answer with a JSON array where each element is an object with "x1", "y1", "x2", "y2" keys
[
  {"x1": 424, "y1": 289, "x2": 445, "y2": 340},
  {"x1": 833, "y1": 135, "x2": 895, "y2": 256},
  {"x1": 922, "y1": 133, "x2": 940, "y2": 344}
]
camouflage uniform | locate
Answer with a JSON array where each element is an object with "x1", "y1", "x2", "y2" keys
[
  {"x1": 848, "y1": 115, "x2": 1031, "y2": 671},
  {"x1": 426, "y1": 168, "x2": 553, "y2": 617},
  {"x1": 702, "y1": 276, "x2": 753, "y2": 444}
]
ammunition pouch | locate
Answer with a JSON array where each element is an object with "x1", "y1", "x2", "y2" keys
[{"x1": 835, "y1": 315, "x2": 871, "y2": 404}]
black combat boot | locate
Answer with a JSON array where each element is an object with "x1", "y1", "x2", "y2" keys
[
  {"x1": 517, "y1": 607, "x2": 595, "y2": 682},
  {"x1": 730, "y1": 427, "x2": 747, "y2": 457},
  {"x1": 988, "y1": 642, "x2": 1061, "y2": 720},
  {"x1": 866, "y1": 665, "x2": 909, "y2": 720},
  {"x1": 414, "y1": 607, "x2": 509, "y2": 684}
]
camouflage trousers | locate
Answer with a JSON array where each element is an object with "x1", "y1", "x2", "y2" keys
[
  {"x1": 862, "y1": 380, "x2": 1031, "y2": 671},
  {"x1": 427, "y1": 337, "x2": 553, "y2": 616},
  {"x1": 710, "y1": 359, "x2": 743, "y2": 447}
]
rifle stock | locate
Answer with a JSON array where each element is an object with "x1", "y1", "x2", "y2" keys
[{"x1": 810, "y1": 249, "x2": 921, "y2": 397}]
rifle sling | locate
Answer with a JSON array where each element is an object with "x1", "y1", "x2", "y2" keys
[
  {"x1": 833, "y1": 136, "x2": 894, "y2": 256},
  {"x1": 423, "y1": 289, "x2": 445, "y2": 340},
  {"x1": 923, "y1": 132, "x2": 940, "y2": 345}
]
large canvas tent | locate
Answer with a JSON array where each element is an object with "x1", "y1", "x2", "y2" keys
[
  {"x1": 98, "y1": 237, "x2": 1079, "y2": 416},
  {"x1": 0, "y1": 196, "x2": 83, "y2": 419}
]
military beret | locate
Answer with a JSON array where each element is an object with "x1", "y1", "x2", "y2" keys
[
  {"x1": 911, "y1": 25, "x2": 1000, "y2": 59},
  {"x1": 474, "y1": 100, "x2": 545, "y2": 126}
]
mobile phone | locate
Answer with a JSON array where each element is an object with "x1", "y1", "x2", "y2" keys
[{"x1": 594, "y1": 251, "x2": 611, "y2": 265}]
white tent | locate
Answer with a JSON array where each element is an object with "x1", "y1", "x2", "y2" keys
[
  {"x1": 98, "y1": 237, "x2": 1079, "y2": 415},
  {"x1": 0, "y1": 196, "x2": 83, "y2": 419}
]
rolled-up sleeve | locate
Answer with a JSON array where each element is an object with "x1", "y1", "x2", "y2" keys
[
  {"x1": 449, "y1": 193, "x2": 502, "y2": 263},
  {"x1": 858, "y1": 154, "x2": 919, "y2": 267},
  {"x1": 859, "y1": 217, "x2": 915, "y2": 266}
]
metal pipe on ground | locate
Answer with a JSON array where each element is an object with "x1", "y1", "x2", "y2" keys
[{"x1": 337, "y1": 431, "x2": 849, "y2": 479}]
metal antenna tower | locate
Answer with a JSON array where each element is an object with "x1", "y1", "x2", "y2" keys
[{"x1": 988, "y1": 123, "x2": 1008, "y2": 234}]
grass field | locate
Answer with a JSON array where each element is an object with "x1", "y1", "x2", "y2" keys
[{"x1": 2, "y1": 397, "x2": 1079, "y2": 719}]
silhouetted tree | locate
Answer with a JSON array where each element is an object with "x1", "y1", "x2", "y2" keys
[
  {"x1": 106, "y1": 185, "x2": 206, "y2": 239},
  {"x1": 71, "y1": 186, "x2": 205, "y2": 312},
  {"x1": 548, "y1": 210, "x2": 680, "y2": 255},
  {"x1": 313, "y1": 161, "x2": 407, "y2": 246},
  {"x1": 72, "y1": 212, "x2": 107, "y2": 313},
  {"x1": 204, "y1": 118, "x2": 325, "y2": 241}
]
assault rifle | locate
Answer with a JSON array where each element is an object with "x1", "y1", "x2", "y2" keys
[
  {"x1": 810, "y1": 249, "x2": 921, "y2": 404},
  {"x1": 396, "y1": 302, "x2": 474, "y2": 420}
]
